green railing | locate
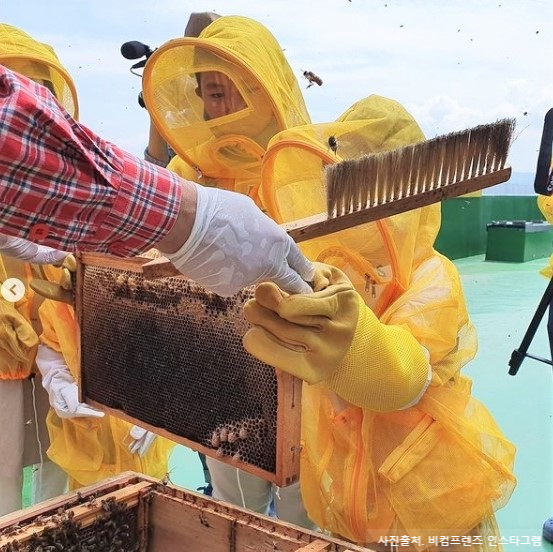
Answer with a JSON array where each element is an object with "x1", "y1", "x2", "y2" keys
[{"x1": 435, "y1": 196, "x2": 545, "y2": 260}]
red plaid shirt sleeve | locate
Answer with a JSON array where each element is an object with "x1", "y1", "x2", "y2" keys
[{"x1": 0, "y1": 65, "x2": 183, "y2": 257}]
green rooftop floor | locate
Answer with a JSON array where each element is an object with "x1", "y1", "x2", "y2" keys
[{"x1": 452, "y1": 255, "x2": 553, "y2": 552}]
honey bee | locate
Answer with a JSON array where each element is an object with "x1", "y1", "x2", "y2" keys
[
  {"x1": 85, "y1": 494, "x2": 98, "y2": 508},
  {"x1": 35, "y1": 515, "x2": 48, "y2": 526},
  {"x1": 159, "y1": 470, "x2": 174, "y2": 486},
  {"x1": 192, "y1": 165, "x2": 203, "y2": 180},
  {"x1": 328, "y1": 136, "x2": 338, "y2": 154},
  {"x1": 199, "y1": 512, "x2": 211, "y2": 528},
  {"x1": 302, "y1": 70, "x2": 323, "y2": 88}
]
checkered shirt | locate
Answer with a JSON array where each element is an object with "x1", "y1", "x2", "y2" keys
[{"x1": 0, "y1": 65, "x2": 183, "y2": 257}]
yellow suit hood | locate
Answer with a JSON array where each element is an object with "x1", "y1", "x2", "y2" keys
[
  {"x1": 0, "y1": 23, "x2": 78, "y2": 118},
  {"x1": 143, "y1": 15, "x2": 310, "y2": 195}
]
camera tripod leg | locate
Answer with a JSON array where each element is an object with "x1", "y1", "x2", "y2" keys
[{"x1": 509, "y1": 275, "x2": 553, "y2": 374}]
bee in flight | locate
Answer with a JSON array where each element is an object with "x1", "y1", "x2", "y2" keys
[
  {"x1": 328, "y1": 136, "x2": 338, "y2": 154},
  {"x1": 302, "y1": 70, "x2": 323, "y2": 88}
]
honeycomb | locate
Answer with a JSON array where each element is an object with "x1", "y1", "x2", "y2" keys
[
  {"x1": 0, "y1": 498, "x2": 139, "y2": 552},
  {"x1": 78, "y1": 262, "x2": 279, "y2": 473}
]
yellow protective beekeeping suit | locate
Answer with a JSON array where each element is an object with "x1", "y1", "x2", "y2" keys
[
  {"x1": 0, "y1": 23, "x2": 78, "y2": 381},
  {"x1": 538, "y1": 193, "x2": 553, "y2": 278},
  {"x1": 0, "y1": 260, "x2": 40, "y2": 381},
  {"x1": 0, "y1": 23, "x2": 81, "y2": 514},
  {"x1": 259, "y1": 95, "x2": 516, "y2": 551},
  {"x1": 38, "y1": 265, "x2": 175, "y2": 489},
  {"x1": 144, "y1": 15, "x2": 515, "y2": 549},
  {"x1": 0, "y1": 23, "x2": 78, "y2": 118},
  {"x1": 142, "y1": 15, "x2": 311, "y2": 196}
]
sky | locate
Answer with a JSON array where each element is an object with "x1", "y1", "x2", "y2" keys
[{"x1": 2, "y1": 0, "x2": 552, "y2": 181}]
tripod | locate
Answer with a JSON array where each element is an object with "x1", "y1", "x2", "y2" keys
[
  {"x1": 509, "y1": 107, "x2": 553, "y2": 375},
  {"x1": 508, "y1": 275, "x2": 553, "y2": 374}
]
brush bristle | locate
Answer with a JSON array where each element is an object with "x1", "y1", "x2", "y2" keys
[{"x1": 325, "y1": 118, "x2": 516, "y2": 217}]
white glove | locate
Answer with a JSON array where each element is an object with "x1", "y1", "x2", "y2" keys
[
  {"x1": 35, "y1": 344, "x2": 104, "y2": 419},
  {"x1": 128, "y1": 425, "x2": 157, "y2": 457},
  {"x1": 166, "y1": 184, "x2": 315, "y2": 297},
  {"x1": 0, "y1": 234, "x2": 68, "y2": 265}
]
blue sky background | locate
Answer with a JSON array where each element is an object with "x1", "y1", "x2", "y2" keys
[{"x1": 3, "y1": 0, "x2": 552, "y2": 188}]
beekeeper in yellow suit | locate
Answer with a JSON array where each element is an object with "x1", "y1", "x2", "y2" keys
[
  {"x1": 33, "y1": 261, "x2": 176, "y2": 490},
  {"x1": 0, "y1": 23, "x2": 78, "y2": 515},
  {"x1": 142, "y1": 15, "x2": 314, "y2": 527},
  {"x1": 249, "y1": 102, "x2": 516, "y2": 550}
]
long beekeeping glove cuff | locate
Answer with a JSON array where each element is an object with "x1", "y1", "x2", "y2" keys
[
  {"x1": 243, "y1": 262, "x2": 431, "y2": 411},
  {"x1": 326, "y1": 303, "x2": 432, "y2": 411}
]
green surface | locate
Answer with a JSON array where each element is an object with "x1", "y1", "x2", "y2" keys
[
  {"x1": 435, "y1": 196, "x2": 545, "y2": 259},
  {"x1": 167, "y1": 442, "x2": 206, "y2": 491},
  {"x1": 485, "y1": 225, "x2": 553, "y2": 263},
  {"x1": 22, "y1": 466, "x2": 32, "y2": 508}
]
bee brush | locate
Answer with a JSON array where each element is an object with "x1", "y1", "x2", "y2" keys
[
  {"x1": 283, "y1": 118, "x2": 515, "y2": 243},
  {"x1": 141, "y1": 118, "x2": 515, "y2": 280}
]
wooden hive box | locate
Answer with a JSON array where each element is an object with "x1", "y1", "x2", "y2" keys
[
  {"x1": 0, "y1": 472, "x2": 374, "y2": 551},
  {"x1": 75, "y1": 253, "x2": 302, "y2": 487}
]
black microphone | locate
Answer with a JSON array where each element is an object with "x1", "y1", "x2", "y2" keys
[
  {"x1": 121, "y1": 40, "x2": 157, "y2": 109},
  {"x1": 121, "y1": 40, "x2": 154, "y2": 60}
]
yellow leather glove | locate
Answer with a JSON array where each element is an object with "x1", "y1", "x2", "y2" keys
[
  {"x1": 0, "y1": 301, "x2": 39, "y2": 378},
  {"x1": 30, "y1": 254, "x2": 76, "y2": 304},
  {"x1": 243, "y1": 263, "x2": 359, "y2": 385},
  {"x1": 243, "y1": 262, "x2": 431, "y2": 411}
]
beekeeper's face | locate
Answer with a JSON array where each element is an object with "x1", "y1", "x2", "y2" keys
[{"x1": 195, "y1": 71, "x2": 247, "y2": 120}]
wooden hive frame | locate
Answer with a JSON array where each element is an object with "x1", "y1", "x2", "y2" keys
[
  {"x1": 75, "y1": 253, "x2": 302, "y2": 487},
  {"x1": 0, "y1": 472, "x2": 373, "y2": 551}
]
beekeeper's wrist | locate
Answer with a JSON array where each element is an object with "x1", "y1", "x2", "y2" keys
[{"x1": 156, "y1": 179, "x2": 198, "y2": 255}]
